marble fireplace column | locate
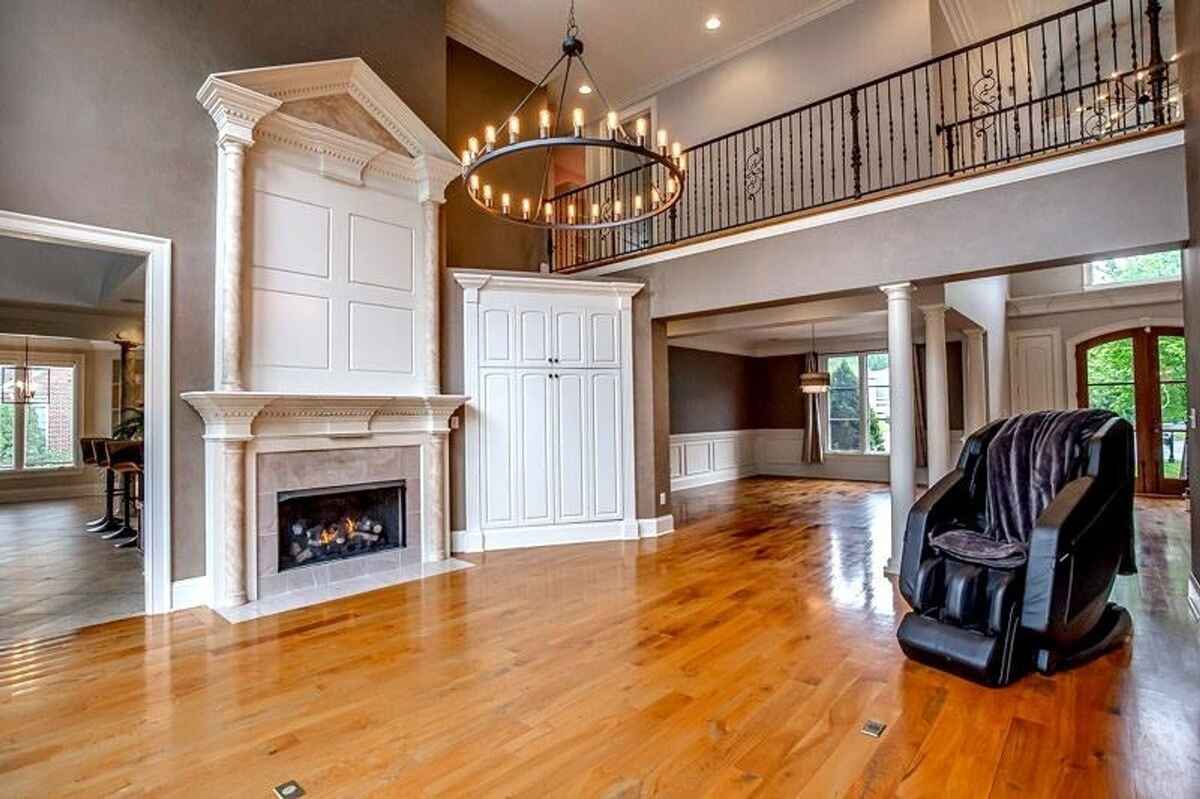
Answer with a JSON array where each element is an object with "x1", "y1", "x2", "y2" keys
[
  {"x1": 426, "y1": 430, "x2": 449, "y2": 561},
  {"x1": 422, "y1": 199, "x2": 441, "y2": 396},
  {"x1": 220, "y1": 139, "x2": 248, "y2": 391},
  {"x1": 220, "y1": 438, "x2": 250, "y2": 606}
]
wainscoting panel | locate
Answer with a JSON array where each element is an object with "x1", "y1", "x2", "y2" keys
[{"x1": 668, "y1": 428, "x2": 963, "y2": 490}]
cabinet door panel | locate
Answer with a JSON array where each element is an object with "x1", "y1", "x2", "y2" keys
[
  {"x1": 480, "y1": 370, "x2": 517, "y2": 527},
  {"x1": 554, "y1": 371, "x2": 588, "y2": 522},
  {"x1": 554, "y1": 308, "x2": 586, "y2": 367},
  {"x1": 589, "y1": 371, "x2": 623, "y2": 519},
  {"x1": 588, "y1": 311, "x2": 620, "y2": 367},
  {"x1": 480, "y1": 306, "x2": 515, "y2": 366},
  {"x1": 518, "y1": 308, "x2": 551, "y2": 366},
  {"x1": 518, "y1": 371, "x2": 554, "y2": 525}
]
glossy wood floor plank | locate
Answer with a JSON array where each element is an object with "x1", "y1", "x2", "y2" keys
[{"x1": 0, "y1": 477, "x2": 1196, "y2": 797}]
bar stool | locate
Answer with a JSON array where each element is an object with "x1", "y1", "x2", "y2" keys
[
  {"x1": 83, "y1": 437, "x2": 125, "y2": 534},
  {"x1": 106, "y1": 440, "x2": 143, "y2": 549}
]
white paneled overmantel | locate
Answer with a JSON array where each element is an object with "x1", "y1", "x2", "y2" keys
[
  {"x1": 196, "y1": 57, "x2": 461, "y2": 396},
  {"x1": 186, "y1": 58, "x2": 466, "y2": 613},
  {"x1": 454, "y1": 271, "x2": 657, "y2": 553}
]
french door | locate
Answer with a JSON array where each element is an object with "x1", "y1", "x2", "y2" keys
[{"x1": 1075, "y1": 326, "x2": 1187, "y2": 495}]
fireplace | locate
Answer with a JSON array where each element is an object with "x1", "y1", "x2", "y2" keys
[{"x1": 278, "y1": 480, "x2": 406, "y2": 572}]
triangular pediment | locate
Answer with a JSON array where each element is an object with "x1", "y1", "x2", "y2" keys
[{"x1": 209, "y1": 57, "x2": 456, "y2": 164}]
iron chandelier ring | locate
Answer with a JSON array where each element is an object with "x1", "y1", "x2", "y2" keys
[{"x1": 461, "y1": 135, "x2": 686, "y2": 231}]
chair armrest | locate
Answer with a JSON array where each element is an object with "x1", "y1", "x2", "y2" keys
[
  {"x1": 899, "y1": 469, "x2": 968, "y2": 608},
  {"x1": 1021, "y1": 475, "x2": 1127, "y2": 641}
]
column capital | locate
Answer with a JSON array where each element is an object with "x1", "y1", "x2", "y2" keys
[
  {"x1": 197, "y1": 76, "x2": 281, "y2": 148},
  {"x1": 919, "y1": 303, "x2": 949, "y2": 319},
  {"x1": 963, "y1": 326, "x2": 985, "y2": 340},
  {"x1": 880, "y1": 282, "x2": 915, "y2": 299}
]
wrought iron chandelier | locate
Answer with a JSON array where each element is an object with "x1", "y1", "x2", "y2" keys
[
  {"x1": 1, "y1": 337, "x2": 49, "y2": 405},
  {"x1": 460, "y1": 0, "x2": 686, "y2": 230}
]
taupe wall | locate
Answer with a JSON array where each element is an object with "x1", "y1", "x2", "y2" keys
[
  {"x1": 669, "y1": 344, "x2": 964, "y2": 435},
  {"x1": 1177, "y1": 0, "x2": 1200, "y2": 581},
  {"x1": 444, "y1": 39, "x2": 547, "y2": 270},
  {"x1": 442, "y1": 40, "x2": 547, "y2": 531},
  {"x1": 648, "y1": 0, "x2": 931, "y2": 145},
  {"x1": 0, "y1": 0, "x2": 447, "y2": 580},
  {"x1": 668, "y1": 347, "x2": 758, "y2": 434}
]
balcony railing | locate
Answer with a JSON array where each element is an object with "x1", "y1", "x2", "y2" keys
[{"x1": 547, "y1": 0, "x2": 1179, "y2": 273}]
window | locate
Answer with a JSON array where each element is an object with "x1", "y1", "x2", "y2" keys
[
  {"x1": 0, "y1": 359, "x2": 79, "y2": 473},
  {"x1": 1084, "y1": 250, "x2": 1181, "y2": 288},
  {"x1": 825, "y1": 351, "x2": 890, "y2": 454}
]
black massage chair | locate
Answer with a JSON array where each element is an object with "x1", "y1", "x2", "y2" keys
[{"x1": 897, "y1": 409, "x2": 1136, "y2": 686}]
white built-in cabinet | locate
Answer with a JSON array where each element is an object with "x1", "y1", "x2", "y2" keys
[{"x1": 455, "y1": 272, "x2": 642, "y2": 552}]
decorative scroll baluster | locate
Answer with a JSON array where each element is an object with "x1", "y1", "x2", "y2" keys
[
  {"x1": 850, "y1": 90, "x2": 863, "y2": 197},
  {"x1": 1147, "y1": 0, "x2": 1166, "y2": 124}
]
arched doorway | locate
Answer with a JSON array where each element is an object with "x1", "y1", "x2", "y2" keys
[{"x1": 1075, "y1": 326, "x2": 1187, "y2": 495}]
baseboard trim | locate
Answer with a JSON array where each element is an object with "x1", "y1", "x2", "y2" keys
[
  {"x1": 1188, "y1": 574, "x2": 1200, "y2": 623},
  {"x1": 451, "y1": 529, "x2": 483, "y2": 554},
  {"x1": 171, "y1": 576, "x2": 210, "y2": 611},
  {"x1": 638, "y1": 514, "x2": 675, "y2": 538}
]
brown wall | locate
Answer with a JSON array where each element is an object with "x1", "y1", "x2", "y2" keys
[
  {"x1": 1178, "y1": 0, "x2": 1200, "y2": 581},
  {"x1": 444, "y1": 39, "x2": 547, "y2": 270},
  {"x1": 668, "y1": 347, "x2": 758, "y2": 434},
  {"x1": 0, "y1": 0, "x2": 447, "y2": 579},
  {"x1": 669, "y1": 344, "x2": 965, "y2": 435}
]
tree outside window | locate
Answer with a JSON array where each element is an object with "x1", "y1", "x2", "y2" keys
[
  {"x1": 0, "y1": 363, "x2": 77, "y2": 472},
  {"x1": 1085, "y1": 250, "x2": 1181, "y2": 288},
  {"x1": 825, "y1": 351, "x2": 890, "y2": 455}
]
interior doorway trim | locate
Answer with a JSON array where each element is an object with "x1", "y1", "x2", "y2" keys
[{"x1": 0, "y1": 209, "x2": 173, "y2": 614}]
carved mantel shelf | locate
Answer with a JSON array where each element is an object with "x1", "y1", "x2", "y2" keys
[{"x1": 181, "y1": 392, "x2": 467, "y2": 440}]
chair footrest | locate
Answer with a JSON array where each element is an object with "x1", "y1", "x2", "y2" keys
[{"x1": 898, "y1": 611, "x2": 1019, "y2": 687}]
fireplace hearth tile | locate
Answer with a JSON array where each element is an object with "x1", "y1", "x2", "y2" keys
[
  {"x1": 218, "y1": 558, "x2": 476, "y2": 623},
  {"x1": 258, "y1": 535, "x2": 279, "y2": 576}
]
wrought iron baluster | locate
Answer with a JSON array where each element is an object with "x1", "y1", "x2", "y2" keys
[
  {"x1": 924, "y1": 66, "x2": 933, "y2": 176},
  {"x1": 850, "y1": 90, "x2": 862, "y2": 197},
  {"x1": 819, "y1": 102, "x2": 827, "y2": 204},
  {"x1": 1009, "y1": 35, "x2": 1020, "y2": 158},
  {"x1": 887, "y1": 80, "x2": 895, "y2": 185},
  {"x1": 788, "y1": 112, "x2": 796, "y2": 211},
  {"x1": 1146, "y1": 0, "x2": 1166, "y2": 125},
  {"x1": 874, "y1": 82, "x2": 883, "y2": 182}
]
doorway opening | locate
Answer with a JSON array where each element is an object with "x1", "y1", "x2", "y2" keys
[{"x1": 1076, "y1": 326, "x2": 1188, "y2": 496}]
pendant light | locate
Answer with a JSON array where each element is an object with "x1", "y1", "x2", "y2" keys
[
  {"x1": 799, "y1": 323, "x2": 830, "y2": 394},
  {"x1": 1, "y1": 337, "x2": 48, "y2": 405}
]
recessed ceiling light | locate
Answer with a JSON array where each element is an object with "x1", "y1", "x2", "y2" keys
[
  {"x1": 578, "y1": 83, "x2": 593, "y2": 95},
  {"x1": 705, "y1": 15, "x2": 722, "y2": 31}
]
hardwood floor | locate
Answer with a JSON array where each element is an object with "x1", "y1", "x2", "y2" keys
[
  {"x1": 0, "y1": 497, "x2": 143, "y2": 641},
  {"x1": 0, "y1": 477, "x2": 1196, "y2": 797}
]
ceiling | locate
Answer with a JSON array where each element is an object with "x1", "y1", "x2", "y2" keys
[
  {"x1": 447, "y1": 1, "x2": 1097, "y2": 116},
  {"x1": 0, "y1": 236, "x2": 145, "y2": 313},
  {"x1": 446, "y1": 0, "x2": 856, "y2": 111},
  {"x1": 671, "y1": 311, "x2": 893, "y2": 356}
]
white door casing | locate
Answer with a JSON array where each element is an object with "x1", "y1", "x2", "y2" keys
[{"x1": 1009, "y1": 328, "x2": 1064, "y2": 413}]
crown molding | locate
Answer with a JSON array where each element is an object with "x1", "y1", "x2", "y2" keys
[
  {"x1": 446, "y1": 4, "x2": 545, "y2": 84},
  {"x1": 937, "y1": 0, "x2": 979, "y2": 49},
  {"x1": 196, "y1": 77, "x2": 283, "y2": 147},
  {"x1": 453, "y1": 269, "x2": 644, "y2": 301},
  {"x1": 611, "y1": 0, "x2": 856, "y2": 109}
]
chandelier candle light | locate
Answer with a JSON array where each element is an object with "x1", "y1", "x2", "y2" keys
[{"x1": 460, "y1": 0, "x2": 686, "y2": 231}]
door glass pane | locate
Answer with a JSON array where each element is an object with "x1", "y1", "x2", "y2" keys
[
  {"x1": 1160, "y1": 382, "x2": 1187, "y2": 481},
  {"x1": 1087, "y1": 384, "x2": 1136, "y2": 427},
  {"x1": 1158, "y1": 335, "x2": 1186, "y2": 380},
  {"x1": 23, "y1": 366, "x2": 75, "y2": 469},
  {"x1": 1087, "y1": 338, "x2": 1134, "y2": 384},
  {"x1": 0, "y1": 403, "x2": 13, "y2": 470}
]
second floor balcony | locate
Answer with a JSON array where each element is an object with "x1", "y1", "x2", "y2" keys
[{"x1": 547, "y1": 0, "x2": 1181, "y2": 274}]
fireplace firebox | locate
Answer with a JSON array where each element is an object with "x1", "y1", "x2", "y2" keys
[{"x1": 277, "y1": 480, "x2": 406, "y2": 572}]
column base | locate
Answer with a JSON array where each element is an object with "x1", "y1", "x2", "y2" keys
[{"x1": 883, "y1": 559, "x2": 900, "y2": 578}]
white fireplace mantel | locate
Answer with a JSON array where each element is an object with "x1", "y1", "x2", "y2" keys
[{"x1": 183, "y1": 391, "x2": 466, "y2": 609}]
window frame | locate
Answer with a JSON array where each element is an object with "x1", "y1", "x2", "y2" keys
[
  {"x1": 1081, "y1": 251, "x2": 1183, "y2": 291},
  {"x1": 822, "y1": 350, "x2": 890, "y2": 457},
  {"x1": 0, "y1": 350, "x2": 85, "y2": 477}
]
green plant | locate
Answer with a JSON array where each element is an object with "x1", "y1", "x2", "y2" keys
[{"x1": 113, "y1": 406, "x2": 144, "y2": 440}]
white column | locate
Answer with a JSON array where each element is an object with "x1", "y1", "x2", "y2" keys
[
  {"x1": 921, "y1": 304, "x2": 951, "y2": 483},
  {"x1": 964, "y1": 327, "x2": 988, "y2": 432},
  {"x1": 422, "y1": 199, "x2": 441, "y2": 396},
  {"x1": 219, "y1": 139, "x2": 248, "y2": 391},
  {"x1": 881, "y1": 283, "x2": 916, "y2": 577}
]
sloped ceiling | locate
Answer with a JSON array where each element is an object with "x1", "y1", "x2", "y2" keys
[{"x1": 0, "y1": 236, "x2": 145, "y2": 313}]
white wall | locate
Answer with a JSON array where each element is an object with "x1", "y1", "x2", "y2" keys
[{"x1": 946, "y1": 274, "x2": 1010, "y2": 419}]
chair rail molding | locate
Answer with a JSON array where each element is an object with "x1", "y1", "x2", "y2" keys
[{"x1": 0, "y1": 210, "x2": 173, "y2": 614}]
